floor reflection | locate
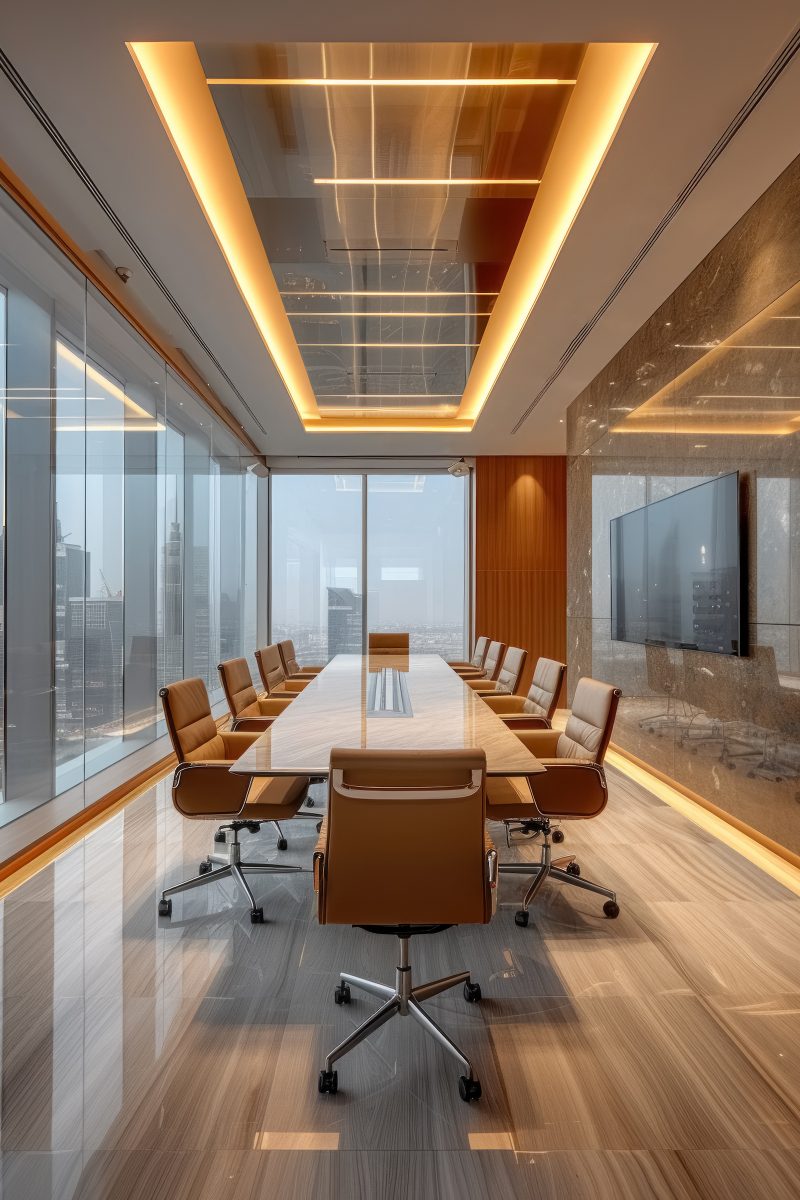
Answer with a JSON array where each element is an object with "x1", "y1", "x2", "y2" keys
[{"x1": 1, "y1": 770, "x2": 799, "y2": 1199}]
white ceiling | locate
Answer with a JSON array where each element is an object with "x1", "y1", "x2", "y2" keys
[{"x1": 1, "y1": 1, "x2": 799, "y2": 457}]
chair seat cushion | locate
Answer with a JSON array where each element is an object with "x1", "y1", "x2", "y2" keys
[
  {"x1": 485, "y1": 775, "x2": 536, "y2": 820},
  {"x1": 246, "y1": 774, "x2": 310, "y2": 819}
]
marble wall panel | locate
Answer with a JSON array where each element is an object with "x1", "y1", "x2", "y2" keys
[{"x1": 566, "y1": 151, "x2": 800, "y2": 854}]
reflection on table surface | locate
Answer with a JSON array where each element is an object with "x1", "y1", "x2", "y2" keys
[{"x1": 231, "y1": 653, "x2": 544, "y2": 777}]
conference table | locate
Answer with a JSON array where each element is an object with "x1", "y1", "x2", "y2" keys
[{"x1": 230, "y1": 653, "x2": 545, "y2": 780}]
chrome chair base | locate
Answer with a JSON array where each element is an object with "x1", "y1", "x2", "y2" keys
[
  {"x1": 159, "y1": 822, "x2": 309, "y2": 924},
  {"x1": 499, "y1": 818, "x2": 619, "y2": 926},
  {"x1": 318, "y1": 934, "x2": 483, "y2": 1102}
]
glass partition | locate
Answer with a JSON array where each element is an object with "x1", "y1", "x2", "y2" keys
[{"x1": 0, "y1": 186, "x2": 264, "y2": 830}]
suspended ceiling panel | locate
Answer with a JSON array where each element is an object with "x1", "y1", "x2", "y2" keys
[{"x1": 129, "y1": 39, "x2": 654, "y2": 434}]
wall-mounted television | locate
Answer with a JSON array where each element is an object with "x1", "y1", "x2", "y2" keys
[{"x1": 610, "y1": 472, "x2": 743, "y2": 656}]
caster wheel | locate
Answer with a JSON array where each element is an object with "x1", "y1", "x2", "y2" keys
[
  {"x1": 247, "y1": 822, "x2": 260, "y2": 834},
  {"x1": 316, "y1": 821, "x2": 323, "y2": 834},
  {"x1": 463, "y1": 981, "x2": 482, "y2": 1003},
  {"x1": 458, "y1": 1076, "x2": 482, "y2": 1103},
  {"x1": 726, "y1": 762, "x2": 736, "y2": 771},
  {"x1": 552, "y1": 829, "x2": 565, "y2": 844},
  {"x1": 158, "y1": 898, "x2": 172, "y2": 918},
  {"x1": 514, "y1": 910, "x2": 530, "y2": 928},
  {"x1": 214, "y1": 830, "x2": 225, "y2": 844},
  {"x1": 318, "y1": 1069, "x2": 338, "y2": 1095},
  {"x1": 306, "y1": 797, "x2": 315, "y2": 808},
  {"x1": 277, "y1": 837, "x2": 288, "y2": 851},
  {"x1": 198, "y1": 858, "x2": 213, "y2": 875},
  {"x1": 603, "y1": 900, "x2": 620, "y2": 919},
  {"x1": 566, "y1": 862, "x2": 581, "y2": 877},
  {"x1": 250, "y1": 908, "x2": 265, "y2": 925},
  {"x1": 334, "y1": 983, "x2": 352, "y2": 1005}
]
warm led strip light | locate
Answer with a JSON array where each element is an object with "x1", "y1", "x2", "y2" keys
[
  {"x1": 208, "y1": 77, "x2": 577, "y2": 88},
  {"x1": 314, "y1": 176, "x2": 540, "y2": 187},
  {"x1": 317, "y1": 393, "x2": 460, "y2": 399},
  {"x1": 286, "y1": 311, "x2": 493, "y2": 318},
  {"x1": 298, "y1": 341, "x2": 479, "y2": 348},
  {"x1": 131, "y1": 41, "x2": 654, "y2": 432},
  {"x1": 280, "y1": 290, "x2": 499, "y2": 298}
]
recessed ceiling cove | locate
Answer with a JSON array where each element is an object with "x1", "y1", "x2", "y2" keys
[{"x1": 129, "y1": 40, "x2": 655, "y2": 434}]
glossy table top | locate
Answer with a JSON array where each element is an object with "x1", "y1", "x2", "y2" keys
[{"x1": 231, "y1": 653, "x2": 545, "y2": 777}]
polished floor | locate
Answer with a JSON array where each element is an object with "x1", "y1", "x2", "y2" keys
[{"x1": 1, "y1": 766, "x2": 799, "y2": 1200}]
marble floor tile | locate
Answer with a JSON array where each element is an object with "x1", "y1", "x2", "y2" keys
[{"x1": 1, "y1": 762, "x2": 799, "y2": 1197}]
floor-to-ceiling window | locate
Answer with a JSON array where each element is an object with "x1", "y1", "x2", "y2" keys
[
  {"x1": 271, "y1": 472, "x2": 469, "y2": 660},
  {"x1": 270, "y1": 474, "x2": 363, "y2": 663},
  {"x1": 0, "y1": 184, "x2": 264, "y2": 831}
]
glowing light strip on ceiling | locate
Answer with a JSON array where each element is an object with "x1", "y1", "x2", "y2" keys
[
  {"x1": 313, "y1": 177, "x2": 540, "y2": 186},
  {"x1": 207, "y1": 77, "x2": 577, "y2": 88}
]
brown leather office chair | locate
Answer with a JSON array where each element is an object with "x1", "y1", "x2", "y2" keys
[
  {"x1": 255, "y1": 644, "x2": 308, "y2": 696},
  {"x1": 453, "y1": 639, "x2": 505, "y2": 681},
  {"x1": 158, "y1": 678, "x2": 310, "y2": 923},
  {"x1": 314, "y1": 748, "x2": 496, "y2": 1103},
  {"x1": 486, "y1": 677, "x2": 621, "y2": 926},
  {"x1": 447, "y1": 636, "x2": 489, "y2": 673},
  {"x1": 466, "y1": 646, "x2": 527, "y2": 696},
  {"x1": 483, "y1": 656, "x2": 566, "y2": 728},
  {"x1": 218, "y1": 657, "x2": 293, "y2": 731},
  {"x1": 278, "y1": 638, "x2": 323, "y2": 680},
  {"x1": 368, "y1": 631, "x2": 410, "y2": 654}
]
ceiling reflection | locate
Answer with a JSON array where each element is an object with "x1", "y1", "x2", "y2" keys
[
  {"x1": 612, "y1": 280, "x2": 800, "y2": 439},
  {"x1": 198, "y1": 41, "x2": 585, "y2": 418}
]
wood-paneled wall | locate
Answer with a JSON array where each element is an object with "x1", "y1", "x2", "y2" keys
[{"x1": 474, "y1": 457, "x2": 567, "y2": 699}]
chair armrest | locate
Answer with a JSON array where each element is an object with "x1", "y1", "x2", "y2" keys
[
  {"x1": 220, "y1": 731, "x2": 260, "y2": 757},
  {"x1": 502, "y1": 714, "x2": 551, "y2": 730},
  {"x1": 484, "y1": 828, "x2": 498, "y2": 914},
  {"x1": 483, "y1": 694, "x2": 525, "y2": 714},
  {"x1": 279, "y1": 679, "x2": 307, "y2": 693},
  {"x1": 172, "y1": 762, "x2": 250, "y2": 818},
  {"x1": 258, "y1": 696, "x2": 293, "y2": 715},
  {"x1": 527, "y1": 760, "x2": 608, "y2": 819},
  {"x1": 465, "y1": 677, "x2": 494, "y2": 691},
  {"x1": 231, "y1": 716, "x2": 277, "y2": 733},
  {"x1": 313, "y1": 816, "x2": 329, "y2": 919},
  {"x1": 512, "y1": 728, "x2": 561, "y2": 757}
]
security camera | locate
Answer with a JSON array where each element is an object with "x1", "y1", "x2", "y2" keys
[
  {"x1": 115, "y1": 266, "x2": 133, "y2": 284},
  {"x1": 448, "y1": 458, "x2": 470, "y2": 478}
]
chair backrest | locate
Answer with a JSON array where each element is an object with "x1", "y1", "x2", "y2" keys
[
  {"x1": 368, "y1": 632, "x2": 410, "y2": 654},
  {"x1": 255, "y1": 644, "x2": 288, "y2": 693},
  {"x1": 493, "y1": 646, "x2": 527, "y2": 694},
  {"x1": 160, "y1": 677, "x2": 226, "y2": 762},
  {"x1": 557, "y1": 677, "x2": 621, "y2": 763},
  {"x1": 320, "y1": 748, "x2": 490, "y2": 926},
  {"x1": 218, "y1": 657, "x2": 262, "y2": 718},
  {"x1": 470, "y1": 636, "x2": 489, "y2": 669},
  {"x1": 524, "y1": 657, "x2": 566, "y2": 720},
  {"x1": 278, "y1": 639, "x2": 301, "y2": 676},
  {"x1": 483, "y1": 640, "x2": 506, "y2": 680}
]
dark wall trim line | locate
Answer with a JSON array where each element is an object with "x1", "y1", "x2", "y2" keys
[{"x1": 511, "y1": 23, "x2": 800, "y2": 434}]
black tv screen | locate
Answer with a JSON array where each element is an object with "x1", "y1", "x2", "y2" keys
[{"x1": 610, "y1": 473, "x2": 742, "y2": 656}]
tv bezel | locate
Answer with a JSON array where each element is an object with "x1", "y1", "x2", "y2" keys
[{"x1": 609, "y1": 471, "x2": 744, "y2": 658}]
